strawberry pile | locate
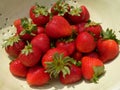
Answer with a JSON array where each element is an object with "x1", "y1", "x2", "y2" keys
[{"x1": 3, "y1": 0, "x2": 120, "y2": 86}]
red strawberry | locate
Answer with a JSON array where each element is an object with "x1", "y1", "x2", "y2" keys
[
  {"x1": 27, "y1": 66, "x2": 50, "y2": 86},
  {"x1": 81, "y1": 5, "x2": 90, "y2": 22},
  {"x1": 75, "y1": 31, "x2": 96, "y2": 53},
  {"x1": 85, "y1": 21, "x2": 102, "y2": 39},
  {"x1": 31, "y1": 33, "x2": 50, "y2": 54},
  {"x1": 81, "y1": 56, "x2": 105, "y2": 82},
  {"x1": 42, "y1": 48, "x2": 68, "y2": 69},
  {"x1": 70, "y1": 25, "x2": 79, "y2": 33},
  {"x1": 76, "y1": 22, "x2": 86, "y2": 33},
  {"x1": 29, "y1": 4, "x2": 49, "y2": 26},
  {"x1": 72, "y1": 51, "x2": 83, "y2": 61},
  {"x1": 97, "y1": 29, "x2": 119, "y2": 63},
  {"x1": 51, "y1": 0, "x2": 70, "y2": 16},
  {"x1": 85, "y1": 52, "x2": 99, "y2": 59},
  {"x1": 15, "y1": 18, "x2": 37, "y2": 41},
  {"x1": 76, "y1": 21, "x2": 102, "y2": 39},
  {"x1": 68, "y1": 5, "x2": 90, "y2": 24},
  {"x1": 59, "y1": 64, "x2": 82, "y2": 84},
  {"x1": 56, "y1": 40, "x2": 75, "y2": 55},
  {"x1": 3, "y1": 35, "x2": 25, "y2": 58},
  {"x1": 13, "y1": 19, "x2": 21, "y2": 28},
  {"x1": 44, "y1": 51, "x2": 81, "y2": 83},
  {"x1": 9, "y1": 59, "x2": 28, "y2": 77},
  {"x1": 46, "y1": 16, "x2": 72, "y2": 39},
  {"x1": 19, "y1": 43, "x2": 42, "y2": 67},
  {"x1": 37, "y1": 26, "x2": 45, "y2": 34}
]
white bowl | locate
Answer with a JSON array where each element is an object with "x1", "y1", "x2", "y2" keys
[{"x1": 0, "y1": 0, "x2": 120, "y2": 90}]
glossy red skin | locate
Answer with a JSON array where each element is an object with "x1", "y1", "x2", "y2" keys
[
  {"x1": 10, "y1": 59, "x2": 28, "y2": 77},
  {"x1": 81, "y1": 56, "x2": 104, "y2": 80},
  {"x1": 72, "y1": 51, "x2": 83, "y2": 61},
  {"x1": 59, "y1": 64, "x2": 82, "y2": 84},
  {"x1": 97, "y1": 39, "x2": 119, "y2": 63},
  {"x1": 5, "y1": 40, "x2": 25, "y2": 58},
  {"x1": 68, "y1": 14, "x2": 83, "y2": 24},
  {"x1": 29, "y1": 6, "x2": 49, "y2": 26},
  {"x1": 68, "y1": 5, "x2": 90, "y2": 24},
  {"x1": 42, "y1": 48, "x2": 68, "y2": 69},
  {"x1": 27, "y1": 66, "x2": 50, "y2": 86},
  {"x1": 37, "y1": 26, "x2": 45, "y2": 34},
  {"x1": 85, "y1": 25, "x2": 102, "y2": 39},
  {"x1": 46, "y1": 16, "x2": 72, "y2": 39},
  {"x1": 31, "y1": 33, "x2": 50, "y2": 54},
  {"x1": 81, "y1": 5, "x2": 90, "y2": 22},
  {"x1": 56, "y1": 41, "x2": 75, "y2": 55},
  {"x1": 19, "y1": 46, "x2": 42, "y2": 67},
  {"x1": 76, "y1": 32, "x2": 96, "y2": 53}
]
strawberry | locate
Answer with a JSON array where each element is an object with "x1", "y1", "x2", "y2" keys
[
  {"x1": 56, "y1": 40, "x2": 75, "y2": 55},
  {"x1": 70, "y1": 25, "x2": 79, "y2": 33},
  {"x1": 51, "y1": 0, "x2": 70, "y2": 16},
  {"x1": 15, "y1": 18, "x2": 37, "y2": 41},
  {"x1": 68, "y1": 5, "x2": 90, "y2": 24},
  {"x1": 3, "y1": 35, "x2": 25, "y2": 58},
  {"x1": 42, "y1": 48, "x2": 68, "y2": 69},
  {"x1": 19, "y1": 43, "x2": 42, "y2": 67},
  {"x1": 76, "y1": 21, "x2": 102, "y2": 39},
  {"x1": 81, "y1": 5, "x2": 90, "y2": 22},
  {"x1": 85, "y1": 52, "x2": 99, "y2": 59},
  {"x1": 76, "y1": 22, "x2": 86, "y2": 33},
  {"x1": 75, "y1": 31, "x2": 96, "y2": 53},
  {"x1": 13, "y1": 19, "x2": 21, "y2": 28},
  {"x1": 31, "y1": 33, "x2": 50, "y2": 54},
  {"x1": 44, "y1": 51, "x2": 81, "y2": 84},
  {"x1": 72, "y1": 51, "x2": 83, "y2": 61},
  {"x1": 59, "y1": 64, "x2": 82, "y2": 84},
  {"x1": 37, "y1": 26, "x2": 45, "y2": 34},
  {"x1": 29, "y1": 4, "x2": 49, "y2": 26},
  {"x1": 26, "y1": 66, "x2": 50, "y2": 86},
  {"x1": 81, "y1": 56, "x2": 105, "y2": 82},
  {"x1": 9, "y1": 59, "x2": 28, "y2": 77},
  {"x1": 46, "y1": 16, "x2": 72, "y2": 39},
  {"x1": 97, "y1": 29, "x2": 120, "y2": 63},
  {"x1": 85, "y1": 21, "x2": 102, "y2": 39}
]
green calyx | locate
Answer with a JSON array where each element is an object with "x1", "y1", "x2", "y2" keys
[
  {"x1": 91, "y1": 66, "x2": 105, "y2": 83},
  {"x1": 21, "y1": 42, "x2": 33, "y2": 55},
  {"x1": 53, "y1": 0, "x2": 69, "y2": 16},
  {"x1": 69, "y1": 6, "x2": 82, "y2": 16},
  {"x1": 20, "y1": 18, "x2": 37, "y2": 36},
  {"x1": 33, "y1": 3, "x2": 49, "y2": 17},
  {"x1": 3, "y1": 35, "x2": 20, "y2": 48},
  {"x1": 85, "y1": 20, "x2": 101, "y2": 27},
  {"x1": 45, "y1": 53, "x2": 80, "y2": 78},
  {"x1": 101, "y1": 28, "x2": 120, "y2": 44}
]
